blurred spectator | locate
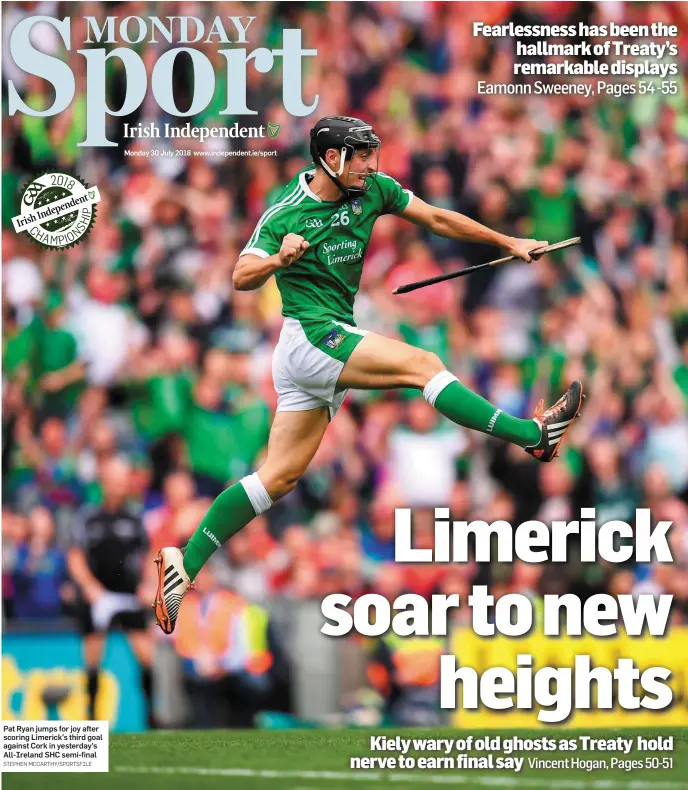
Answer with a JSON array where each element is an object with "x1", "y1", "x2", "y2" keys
[
  {"x1": 125, "y1": 330, "x2": 195, "y2": 449},
  {"x1": 145, "y1": 469, "x2": 198, "y2": 552},
  {"x1": 388, "y1": 398, "x2": 467, "y2": 507},
  {"x1": 218, "y1": 518, "x2": 279, "y2": 605},
  {"x1": 2, "y1": 509, "x2": 29, "y2": 620},
  {"x1": 11, "y1": 414, "x2": 83, "y2": 514},
  {"x1": 361, "y1": 484, "x2": 401, "y2": 578},
  {"x1": 643, "y1": 388, "x2": 688, "y2": 493},
  {"x1": 586, "y1": 437, "x2": 638, "y2": 525},
  {"x1": 68, "y1": 457, "x2": 155, "y2": 725},
  {"x1": 183, "y1": 369, "x2": 270, "y2": 497},
  {"x1": 70, "y1": 266, "x2": 149, "y2": 387},
  {"x1": 367, "y1": 627, "x2": 446, "y2": 726},
  {"x1": 35, "y1": 290, "x2": 85, "y2": 419},
  {"x1": 12, "y1": 506, "x2": 69, "y2": 620},
  {"x1": 174, "y1": 564, "x2": 289, "y2": 728},
  {"x1": 528, "y1": 164, "x2": 577, "y2": 247}
]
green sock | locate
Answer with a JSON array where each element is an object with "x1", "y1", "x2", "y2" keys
[
  {"x1": 183, "y1": 480, "x2": 259, "y2": 581},
  {"x1": 429, "y1": 373, "x2": 541, "y2": 448}
]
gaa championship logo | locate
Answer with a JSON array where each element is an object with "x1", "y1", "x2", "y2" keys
[{"x1": 12, "y1": 172, "x2": 99, "y2": 249}]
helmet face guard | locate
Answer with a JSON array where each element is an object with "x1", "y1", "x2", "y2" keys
[{"x1": 310, "y1": 118, "x2": 381, "y2": 200}]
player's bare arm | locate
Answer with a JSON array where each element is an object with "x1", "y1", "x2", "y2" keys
[
  {"x1": 402, "y1": 196, "x2": 548, "y2": 263},
  {"x1": 233, "y1": 233, "x2": 310, "y2": 291}
]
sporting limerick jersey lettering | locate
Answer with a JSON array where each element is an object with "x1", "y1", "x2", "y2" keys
[{"x1": 241, "y1": 169, "x2": 413, "y2": 324}]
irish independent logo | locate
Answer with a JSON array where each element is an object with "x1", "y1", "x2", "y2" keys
[
  {"x1": 12, "y1": 172, "x2": 99, "y2": 249},
  {"x1": 267, "y1": 121, "x2": 281, "y2": 139}
]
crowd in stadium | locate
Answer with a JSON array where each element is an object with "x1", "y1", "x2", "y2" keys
[{"x1": 3, "y1": 0, "x2": 688, "y2": 723}]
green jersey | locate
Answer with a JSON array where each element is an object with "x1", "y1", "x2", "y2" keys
[{"x1": 241, "y1": 169, "x2": 413, "y2": 324}]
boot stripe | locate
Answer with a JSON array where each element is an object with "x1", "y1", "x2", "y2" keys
[
  {"x1": 166, "y1": 595, "x2": 183, "y2": 618},
  {"x1": 164, "y1": 576, "x2": 185, "y2": 595},
  {"x1": 548, "y1": 418, "x2": 573, "y2": 430},
  {"x1": 165, "y1": 565, "x2": 176, "y2": 578},
  {"x1": 548, "y1": 427, "x2": 568, "y2": 439},
  {"x1": 164, "y1": 573, "x2": 182, "y2": 593}
]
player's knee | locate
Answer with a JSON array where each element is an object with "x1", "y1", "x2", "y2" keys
[{"x1": 409, "y1": 350, "x2": 445, "y2": 389}]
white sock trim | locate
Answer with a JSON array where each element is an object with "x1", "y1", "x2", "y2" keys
[
  {"x1": 240, "y1": 473, "x2": 273, "y2": 515},
  {"x1": 423, "y1": 370, "x2": 458, "y2": 407}
]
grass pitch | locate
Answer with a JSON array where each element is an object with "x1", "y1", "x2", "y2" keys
[{"x1": 4, "y1": 728, "x2": 688, "y2": 790}]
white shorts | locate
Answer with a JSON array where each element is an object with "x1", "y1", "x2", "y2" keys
[{"x1": 272, "y1": 317, "x2": 367, "y2": 419}]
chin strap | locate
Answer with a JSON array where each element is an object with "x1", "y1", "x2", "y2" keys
[
  {"x1": 320, "y1": 147, "x2": 347, "y2": 179},
  {"x1": 318, "y1": 147, "x2": 355, "y2": 199}
]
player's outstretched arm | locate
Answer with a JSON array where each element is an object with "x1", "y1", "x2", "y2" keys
[
  {"x1": 233, "y1": 233, "x2": 310, "y2": 291},
  {"x1": 402, "y1": 196, "x2": 547, "y2": 263}
]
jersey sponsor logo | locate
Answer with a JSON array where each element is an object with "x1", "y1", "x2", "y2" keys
[
  {"x1": 323, "y1": 330, "x2": 345, "y2": 350},
  {"x1": 319, "y1": 239, "x2": 363, "y2": 266},
  {"x1": 305, "y1": 217, "x2": 323, "y2": 228}
]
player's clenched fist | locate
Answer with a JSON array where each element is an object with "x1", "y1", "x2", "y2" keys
[{"x1": 278, "y1": 234, "x2": 309, "y2": 266}]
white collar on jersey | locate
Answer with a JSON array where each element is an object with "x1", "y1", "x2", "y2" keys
[{"x1": 299, "y1": 169, "x2": 322, "y2": 202}]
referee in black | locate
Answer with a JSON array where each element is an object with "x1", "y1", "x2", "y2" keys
[{"x1": 68, "y1": 456, "x2": 156, "y2": 727}]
